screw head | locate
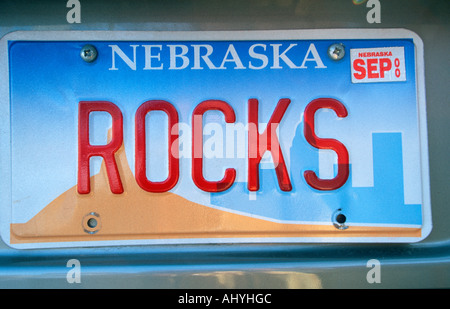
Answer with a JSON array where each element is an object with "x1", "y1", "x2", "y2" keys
[
  {"x1": 87, "y1": 218, "x2": 98, "y2": 228},
  {"x1": 328, "y1": 43, "x2": 345, "y2": 61},
  {"x1": 82, "y1": 212, "x2": 101, "y2": 234},
  {"x1": 80, "y1": 44, "x2": 98, "y2": 63},
  {"x1": 332, "y1": 209, "x2": 348, "y2": 230}
]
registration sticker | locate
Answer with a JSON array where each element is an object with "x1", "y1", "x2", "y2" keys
[
  {"x1": 351, "y1": 46, "x2": 407, "y2": 83},
  {"x1": 0, "y1": 29, "x2": 431, "y2": 249}
]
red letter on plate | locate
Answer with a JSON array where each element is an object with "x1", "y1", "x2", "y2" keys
[
  {"x1": 135, "y1": 100, "x2": 179, "y2": 192},
  {"x1": 78, "y1": 101, "x2": 124, "y2": 194},
  {"x1": 192, "y1": 100, "x2": 236, "y2": 192},
  {"x1": 352, "y1": 58, "x2": 366, "y2": 80},
  {"x1": 303, "y1": 98, "x2": 349, "y2": 191},
  {"x1": 248, "y1": 98, "x2": 292, "y2": 192}
]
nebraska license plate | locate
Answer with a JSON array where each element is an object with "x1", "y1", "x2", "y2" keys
[{"x1": 0, "y1": 30, "x2": 431, "y2": 249}]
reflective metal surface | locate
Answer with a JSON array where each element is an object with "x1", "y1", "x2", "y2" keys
[{"x1": 0, "y1": 0, "x2": 448, "y2": 289}]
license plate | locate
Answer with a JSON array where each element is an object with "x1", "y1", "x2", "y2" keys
[{"x1": 0, "y1": 30, "x2": 431, "y2": 249}]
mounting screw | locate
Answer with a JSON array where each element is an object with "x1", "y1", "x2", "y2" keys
[
  {"x1": 332, "y1": 209, "x2": 348, "y2": 230},
  {"x1": 328, "y1": 43, "x2": 345, "y2": 61},
  {"x1": 82, "y1": 212, "x2": 101, "y2": 234},
  {"x1": 80, "y1": 44, "x2": 98, "y2": 63}
]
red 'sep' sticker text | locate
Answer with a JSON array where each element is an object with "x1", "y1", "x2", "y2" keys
[{"x1": 350, "y1": 47, "x2": 406, "y2": 83}]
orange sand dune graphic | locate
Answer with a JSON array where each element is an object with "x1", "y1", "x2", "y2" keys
[{"x1": 10, "y1": 144, "x2": 421, "y2": 244}]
